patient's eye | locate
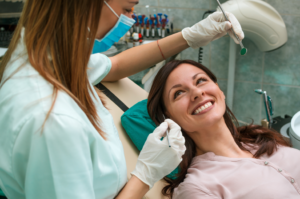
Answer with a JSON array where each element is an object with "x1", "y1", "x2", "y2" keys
[
  {"x1": 196, "y1": 78, "x2": 207, "y2": 85},
  {"x1": 174, "y1": 90, "x2": 183, "y2": 99}
]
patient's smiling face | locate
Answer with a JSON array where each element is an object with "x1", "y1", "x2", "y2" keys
[{"x1": 163, "y1": 63, "x2": 226, "y2": 134}]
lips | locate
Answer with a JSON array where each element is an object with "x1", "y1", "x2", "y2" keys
[{"x1": 191, "y1": 100, "x2": 215, "y2": 115}]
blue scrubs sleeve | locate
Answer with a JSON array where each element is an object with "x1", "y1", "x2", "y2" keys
[
  {"x1": 20, "y1": 114, "x2": 95, "y2": 199},
  {"x1": 87, "y1": 53, "x2": 112, "y2": 86}
]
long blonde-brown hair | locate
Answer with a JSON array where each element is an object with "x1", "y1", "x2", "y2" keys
[{"x1": 0, "y1": 0, "x2": 107, "y2": 138}]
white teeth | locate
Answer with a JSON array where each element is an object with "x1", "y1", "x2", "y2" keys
[{"x1": 193, "y1": 102, "x2": 213, "y2": 115}]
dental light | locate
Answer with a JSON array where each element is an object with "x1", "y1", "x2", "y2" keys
[{"x1": 219, "y1": 0, "x2": 287, "y2": 51}]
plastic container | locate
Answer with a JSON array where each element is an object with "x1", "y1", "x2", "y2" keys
[
  {"x1": 290, "y1": 111, "x2": 300, "y2": 150},
  {"x1": 133, "y1": 33, "x2": 139, "y2": 47}
]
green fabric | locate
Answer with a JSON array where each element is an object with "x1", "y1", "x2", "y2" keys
[
  {"x1": 0, "y1": 188, "x2": 5, "y2": 196},
  {"x1": 121, "y1": 99, "x2": 179, "y2": 179}
]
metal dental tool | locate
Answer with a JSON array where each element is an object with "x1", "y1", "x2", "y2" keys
[
  {"x1": 216, "y1": 0, "x2": 247, "y2": 55},
  {"x1": 254, "y1": 89, "x2": 274, "y2": 128},
  {"x1": 162, "y1": 114, "x2": 171, "y2": 147}
]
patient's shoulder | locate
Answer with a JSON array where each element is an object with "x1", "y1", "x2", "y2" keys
[
  {"x1": 173, "y1": 182, "x2": 218, "y2": 199},
  {"x1": 173, "y1": 164, "x2": 218, "y2": 199}
]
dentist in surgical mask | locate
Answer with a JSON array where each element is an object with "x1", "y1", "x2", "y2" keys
[{"x1": 0, "y1": 0, "x2": 244, "y2": 199}]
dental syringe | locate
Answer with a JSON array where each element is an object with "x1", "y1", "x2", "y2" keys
[{"x1": 216, "y1": 0, "x2": 247, "y2": 55}]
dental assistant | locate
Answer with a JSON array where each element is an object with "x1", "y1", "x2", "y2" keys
[{"x1": 0, "y1": 0, "x2": 244, "y2": 199}]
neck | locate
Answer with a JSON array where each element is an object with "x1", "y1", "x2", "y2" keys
[{"x1": 191, "y1": 118, "x2": 253, "y2": 159}]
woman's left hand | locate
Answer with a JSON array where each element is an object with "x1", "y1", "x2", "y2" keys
[{"x1": 182, "y1": 11, "x2": 244, "y2": 48}]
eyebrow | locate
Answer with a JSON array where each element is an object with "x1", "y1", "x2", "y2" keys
[
  {"x1": 192, "y1": 73, "x2": 201, "y2": 80},
  {"x1": 167, "y1": 72, "x2": 203, "y2": 99}
]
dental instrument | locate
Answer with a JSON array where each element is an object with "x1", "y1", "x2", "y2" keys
[
  {"x1": 140, "y1": 15, "x2": 145, "y2": 37},
  {"x1": 254, "y1": 89, "x2": 274, "y2": 128},
  {"x1": 138, "y1": 15, "x2": 142, "y2": 23},
  {"x1": 143, "y1": 17, "x2": 148, "y2": 37},
  {"x1": 158, "y1": 13, "x2": 162, "y2": 23},
  {"x1": 137, "y1": 15, "x2": 143, "y2": 33},
  {"x1": 164, "y1": 14, "x2": 170, "y2": 34},
  {"x1": 140, "y1": 22, "x2": 144, "y2": 36},
  {"x1": 216, "y1": 0, "x2": 247, "y2": 56},
  {"x1": 135, "y1": 21, "x2": 140, "y2": 33},
  {"x1": 150, "y1": 17, "x2": 156, "y2": 38},
  {"x1": 131, "y1": 14, "x2": 137, "y2": 33},
  {"x1": 157, "y1": 23, "x2": 161, "y2": 37},
  {"x1": 161, "y1": 18, "x2": 166, "y2": 38},
  {"x1": 167, "y1": 9, "x2": 174, "y2": 34},
  {"x1": 145, "y1": 18, "x2": 150, "y2": 38},
  {"x1": 162, "y1": 114, "x2": 171, "y2": 148},
  {"x1": 153, "y1": 14, "x2": 157, "y2": 23}
]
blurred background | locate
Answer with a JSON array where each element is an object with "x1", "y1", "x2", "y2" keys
[{"x1": 130, "y1": 0, "x2": 300, "y2": 127}]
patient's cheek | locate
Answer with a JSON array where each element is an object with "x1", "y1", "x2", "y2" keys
[{"x1": 179, "y1": 123, "x2": 195, "y2": 134}]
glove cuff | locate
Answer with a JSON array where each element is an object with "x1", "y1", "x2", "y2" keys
[
  {"x1": 182, "y1": 26, "x2": 209, "y2": 49},
  {"x1": 182, "y1": 27, "x2": 194, "y2": 48}
]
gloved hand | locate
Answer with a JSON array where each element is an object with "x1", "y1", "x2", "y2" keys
[
  {"x1": 182, "y1": 11, "x2": 244, "y2": 48},
  {"x1": 131, "y1": 119, "x2": 186, "y2": 189}
]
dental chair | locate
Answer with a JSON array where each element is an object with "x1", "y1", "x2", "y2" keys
[{"x1": 98, "y1": 78, "x2": 167, "y2": 199}]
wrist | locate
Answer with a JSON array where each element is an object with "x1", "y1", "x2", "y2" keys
[
  {"x1": 181, "y1": 27, "x2": 193, "y2": 48},
  {"x1": 178, "y1": 31, "x2": 190, "y2": 49},
  {"x1": 115, "y1": 175, "x2": 149, "y2": 199},
  {"x1": 130, "y1": 175, "x2": 150, "y2": 190}
]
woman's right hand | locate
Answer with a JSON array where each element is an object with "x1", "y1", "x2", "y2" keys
[{"x1": 131, "y1": 119, "x2": 186, "y2": 189}]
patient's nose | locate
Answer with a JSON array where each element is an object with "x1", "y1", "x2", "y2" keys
[{"x1": 191, "y1": 87, "x2": 204, "y2": 101}]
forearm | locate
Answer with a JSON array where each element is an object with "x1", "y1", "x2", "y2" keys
[
  {"x1": 115, "y1": 175, "x2": 149, "y2": 199},
  {"x1": 104, "y1": 32, "x2": 189, "y2": 81}
]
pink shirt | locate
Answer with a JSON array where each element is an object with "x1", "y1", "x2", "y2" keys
[{"x1": 173, "y1": 145, "x2": 300, "y2": 199}]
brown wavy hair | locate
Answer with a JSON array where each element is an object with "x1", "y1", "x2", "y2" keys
[
  {"x1": 147, "y1": 60, "x2": 290, "y2": 198},
  {"x1": 0, "y1": 0, "x2": 107, "y2": 138}
]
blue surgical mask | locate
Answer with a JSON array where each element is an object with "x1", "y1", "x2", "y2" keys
[{"x1": 92, "y1": 1, "x2": 135, "y2": 54}]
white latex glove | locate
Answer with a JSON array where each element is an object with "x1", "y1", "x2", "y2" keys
[
  {"x1": 182, "y1": 11, "x2": 244, "y2": 48},
  {"x1": 131, "y1": 119, "x2": 186, "y2": 189}
]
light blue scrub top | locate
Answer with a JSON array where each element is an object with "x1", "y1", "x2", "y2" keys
[{"x1": 0, "y1": 29, "x2": 127, "y2": 199}]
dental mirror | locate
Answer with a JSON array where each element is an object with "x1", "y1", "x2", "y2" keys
[{"x1": 216, "y1": 0, "x2": 247, "y2": 55}]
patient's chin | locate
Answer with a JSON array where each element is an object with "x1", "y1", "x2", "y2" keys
[{"x1": 187, "y1": 114, "x2": 224, "y2": 132}]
